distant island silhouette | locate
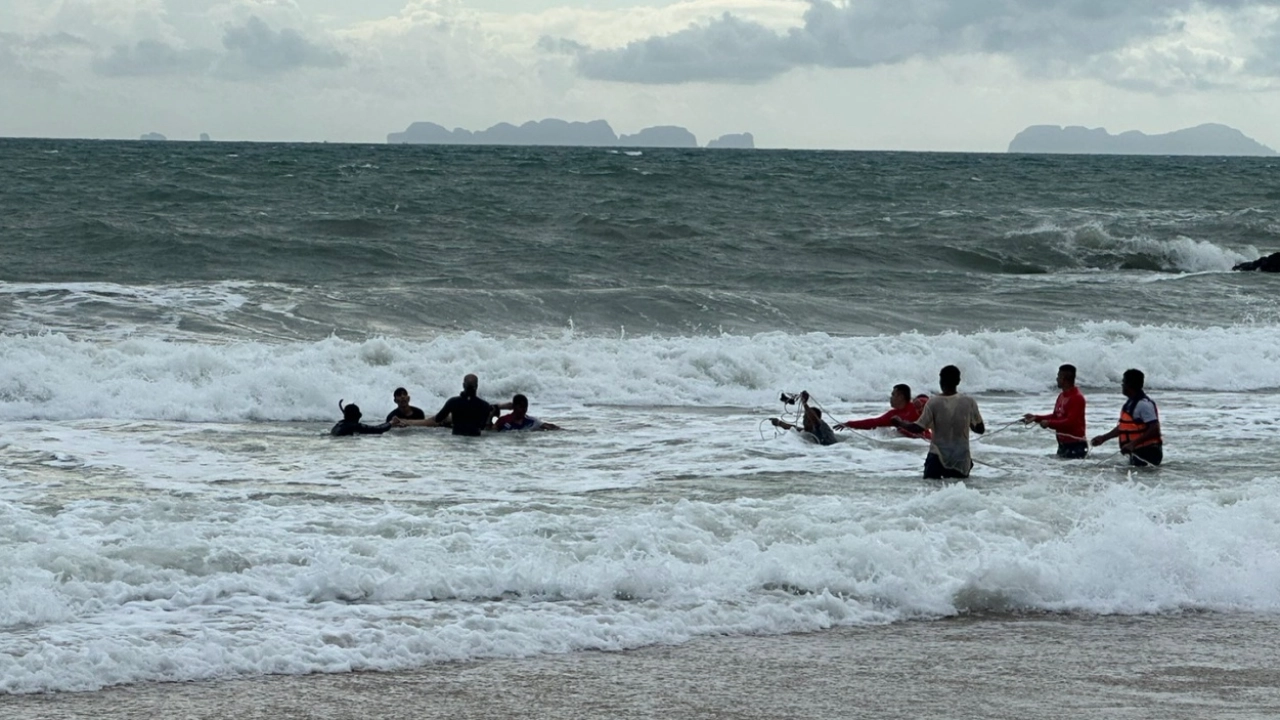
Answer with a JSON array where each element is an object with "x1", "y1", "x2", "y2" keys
[
  {"x1": 388, "y1": 119, "x2": 755, "y2": 149},
  {"x1": 140, "y1": 132, "x2": 167, "y2": 142},
  {"x1": 1009, "y1": 123, "x2": 1276, "y2": 156}
]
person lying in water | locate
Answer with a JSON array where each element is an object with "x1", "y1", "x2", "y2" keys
[
  {"x1": 770, "y1": 392, "x2": 838, "y2": 446},
  {"x1": 494, "y1": 393, "x2": 562, "y2": 431},
  {"x1": 330, "y1": 400, "x2": 392, "y2": 436}
]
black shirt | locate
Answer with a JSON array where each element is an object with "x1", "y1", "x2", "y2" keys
[
  {"x1": 330, "y1": 420, "x2": 392, "y2": 436},
  {"x1": 435, "y1": 394, "x2": 494, "y2": 436},
  {"x1": 386, "y1": 405, "x2": 426, "y2": 423}
]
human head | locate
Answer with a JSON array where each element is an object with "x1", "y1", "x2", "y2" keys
[
  {"x1": 1122, "y1": 368, "x2": 1144, "y2": 398},
  {"x1": 393, "y1": 387, "x2": 410, "y2": 407},
  {"x1": 939, "y1": 365, "x2": 961, "y2": 391},
  {"x1": 803, "y1": 406, "x2": 822, "y2": 431},
  {"x1": 342, "y1": 403, "x2": 362, "y2": 421},
  {"x1": 462, "y1": 374, "x2": 479, "y2": 397},
  {"x1": 890, "y1": 384, "x2": 911, "y2": 408},
  {"x1": 1057, "y1": 365, "x2": 1076, "y2": 390},
  {"x1": 511, "y1": 393, "x2": 529, "y2": 416}
]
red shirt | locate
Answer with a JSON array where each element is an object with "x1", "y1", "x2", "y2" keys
[
  {"x1": 842, "y1": 396, "x2": 930, "y2": 439},
  {"x1": 1033, "y1": 386, "x2": 1086, "y2": 444}
]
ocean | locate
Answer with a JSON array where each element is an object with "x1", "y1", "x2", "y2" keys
[{"x1": 2, "y1": 139, "x2": 1280, "y2": 716}]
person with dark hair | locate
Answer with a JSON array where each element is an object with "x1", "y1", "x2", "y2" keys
[
  {"x1": 385, "y1": 387, "x2": 426, "y2": 423},
  {"x1": 837, "y1": 383, "x2": 931, "y2": 438},
  {"x1": 894, "y1": 365, "x2": 985, "y2": 479},
  {"x1": 1022, "y1": 364, "x2": 1088, "y2": 458},
  {"x1": 330, "y1": 400, "x2": 393, "y2": 436},
  {"x1": 771, "y1": 391, "x2": 839, "y2": 446},
  {"x1": 430, "y1": 373, "x2": 499, "y2": 437},
  {"x1": 1091, "y1": 369, "x2": 1163, "y2": 466},
  {"x1": 495, "y1": 394, "x2": 562, "y2": 432}
]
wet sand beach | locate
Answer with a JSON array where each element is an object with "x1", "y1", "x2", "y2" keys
[{"x1": 6, "y1": 614, "x2": 1280, "y2": 720}]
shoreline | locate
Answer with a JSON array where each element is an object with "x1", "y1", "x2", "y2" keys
[{"x1": 5, "y1": 614, "x2": 1280, "y2": 720}]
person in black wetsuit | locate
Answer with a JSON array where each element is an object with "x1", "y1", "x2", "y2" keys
[
  {"x1": 432, "y1": 373, "x2": 499, "y2": 436},
  {"x1": 330, "y1": 401, "x2": 392, "y2": 436},
  {"x1": 386, "y1": 387, "x2": 426, "y2": 423}
]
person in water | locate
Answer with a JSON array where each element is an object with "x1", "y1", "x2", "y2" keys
[
  {"x1": 1091, "y1": 368, "x2": 1162, "y2": 466},
  {"x1": 771, "y1": 392, "x2": 839, "y2": 446},
  {"x1": 330, "y1": 401, "x2": 392, "y2": 436},
  {"x1": 1022, "y1": 364, "x2": 1088, "y2": 458},
  {"x1": 894, "y1": 365, "x2": 985, "y2": 479},
  {"x1": 836, "y1": 384, "x2": 931, "y2": 438},
  {"x1": 385, "y1": 387, "x2": 426, "y2": 423},
  {"x1": 431, "y1": 373, "x2": 499, "y2": 437},
  {"x1": 495, "y1": 394, "x2": 562, "y2": 432}
]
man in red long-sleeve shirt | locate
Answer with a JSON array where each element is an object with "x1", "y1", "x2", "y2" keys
[
  {"x1": 838, "y1": 384, "x2": 931, "y2": 439},
  {"x1": 1022, "y1": 364, "x2": 1087, "y2": 458}
]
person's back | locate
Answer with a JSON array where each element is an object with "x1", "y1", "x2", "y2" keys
[
  {"x1": 918, "y1": 393, "x2": 982, "y2": 473},
  {"x1": 434, "y1": 374, "x2": 495, "y2": 436}
]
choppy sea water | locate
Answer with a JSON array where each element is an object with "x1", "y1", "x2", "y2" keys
[{"x1": 1, "y1": 139, "x2": 1279, "y2": 697}]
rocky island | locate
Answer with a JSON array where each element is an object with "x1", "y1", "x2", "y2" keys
[
  {"x1": 388, "y1": 119, "x2": 755, "y2": 149},
  {"x1": 1008, "y1": 123, "x2": 1275, "y2": 156}
]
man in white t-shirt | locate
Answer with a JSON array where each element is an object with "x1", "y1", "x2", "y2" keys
[{"x1": 894, "y1": 365, "x2": 985, "y2": 479}]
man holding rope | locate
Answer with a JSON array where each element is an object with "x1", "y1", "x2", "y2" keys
[
  {"x1": 1091, "y1": 368, "x2": 1163, "y2": 467},
  {"x1": 893, "y1": 365, "x2": 985, "y2": 479},
  {"x1": 1022, "y1": 364, "x2": 1088, "y2": 459}
]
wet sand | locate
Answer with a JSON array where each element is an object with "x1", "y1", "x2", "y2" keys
[{"x1": 4, "y1": 614, "x2": 1280, "y2": 720}]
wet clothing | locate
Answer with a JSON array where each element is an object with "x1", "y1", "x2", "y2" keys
[
  {"x1": 924, "y1": 453, "x2": 969, "y2": 480},
  {"x1": 1057, "y1": 441, "x2": 1089, "y2": 459},
  {"x1": 915, "y1": 393, "x2": 984, "y2": 477},
  {"x1": 1118, "y1": 394, "x2": 1162, "y2": 465},
  {"x1": 330, "y1": 419, "x2": 392, "y2": 436},
  {"x1": 842, "y1": 395, "x2": 931, "y2": 439},
  {"x1": 1129, "y1": 444, "x2": 1163, "y2": 467},
  {"x1": 386, "y1": 405, "x2": 426, "y2": 423},
  {"x1": 496, "y1": 413, "x2": 544, "y2": 432},
  {"x1": 805, "y1": 418, "x2": 839, "y2": 446},
  {"x1": 435, "y1": 394, "x2": 494, "y2": 436},
  {"x1": 1032, "y1": 386, "x2": 1087, "y2": 447}
]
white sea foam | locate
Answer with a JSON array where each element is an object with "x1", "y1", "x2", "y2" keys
[
  {"x1": 2, "y1": 470, "x2": 1280, "y2": 694},
  {"x1": 2, "y1": 322, "x2": 1279, "y2": 422}
]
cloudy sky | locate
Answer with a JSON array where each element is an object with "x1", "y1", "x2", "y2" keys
[{"x1": 3, "y1": 0, "x2": 1280, "y2": 150}]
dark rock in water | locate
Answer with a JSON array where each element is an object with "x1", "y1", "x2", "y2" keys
[{"x1": 1233, "y1": 252, "x2": 1280, "y2": 272}]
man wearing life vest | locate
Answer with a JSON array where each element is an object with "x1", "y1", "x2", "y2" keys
[
  {"x1": 1091, "y1": 368, "x2": 1163, "y2": 466},
  {"x1": 836, "y1": 384, "x2": 932, "y2": 439},
  {"x1": 1022, "y1": 364, "x2": 1087, "y2": 458}
]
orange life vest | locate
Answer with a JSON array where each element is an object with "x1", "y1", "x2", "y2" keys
[{"x1": 1118, "y1": 395, "x2": 1161, "y2": 450}]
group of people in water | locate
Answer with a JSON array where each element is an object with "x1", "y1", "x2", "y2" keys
[
  {"x1": 331, "y1": 373, "x2": 561, "y2": 437},
  {"x1": 772, "y1": 364, "x2": 1163, "y2": 480},
  {"x1": 333, "y1": 365, "x2": 1165, "y2": 483}
]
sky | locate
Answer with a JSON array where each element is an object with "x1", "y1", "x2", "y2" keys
[{"x1": 3, "y1": 0, "x2": 1280, "y2": 150}]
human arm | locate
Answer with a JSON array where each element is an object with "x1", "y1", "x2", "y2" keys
[
  {"x1": 970, "y1": 398, "x2": 985, "y2": 434},
  {"x1": 771, "y1": 417, "x2": 798, "y2": 431},
  {"x1": 1091, "y1": 426, "x2": 1121, "y2": 447},
  {"x1": 840, "y1": 408, "x2": 900, "y2": 430},
  {"x1": 891, "y1": 417, "x2": 928, "y2": 436},
  {"x1": 433, "y1": 397, "x2": 457, "y2": 425}
]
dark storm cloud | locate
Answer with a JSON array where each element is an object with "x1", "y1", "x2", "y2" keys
[
  {"x1": 91, "y1": 17, "x2": 345, "y2": 79},
  {"x1": 564, "y1": 0, "x2": 1280, "y2": 85},
  {"x1": 220, "y1": 16, "x2": 347, "y2": 74}
]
